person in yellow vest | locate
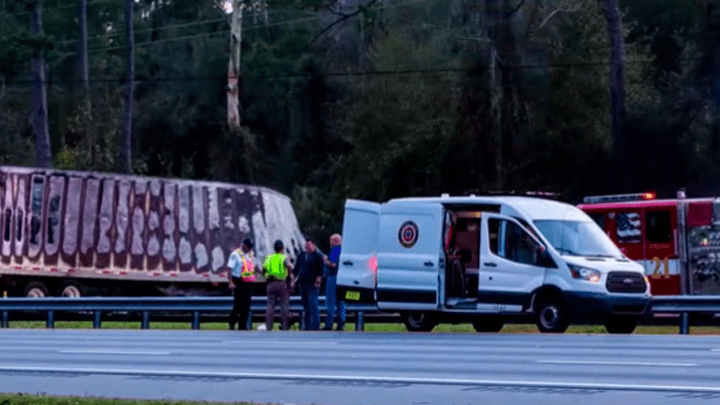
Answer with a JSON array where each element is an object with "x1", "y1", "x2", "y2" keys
[
  {"x1": 227, "y1": 238, "x2": 257, "y2": 330},
  {"x1": 263, "y1": 240, "x2": 294, "y2": 331}
]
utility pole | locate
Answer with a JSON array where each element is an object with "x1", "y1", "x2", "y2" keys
[
  {"x1": 604, "y1": 0, "x2": 628, "y2": 191},
  {"x1": 118, "y1": 0, "x2": 134, "y2": 174},
  {"x1": 227, "y1": 0, "x2": 243, "y2": 128},
  {"x1": 29, "y1": 0, "x2": 52, "y2": 168}
]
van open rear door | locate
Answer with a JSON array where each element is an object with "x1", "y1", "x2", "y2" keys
[
  {"x1": 337, "y1": 199, "x2": 381, "y2": 304},
  {"x1": 376, "y1": 203, "x2": 443, "y2": 310}
]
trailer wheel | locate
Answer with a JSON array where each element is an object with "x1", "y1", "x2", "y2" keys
[
  {"x1": 58, "y1": 280, "x2": 85, "y2": 298},
  {"x1": 23, "y1": 281, "x2": 49, "y2": 298},
  {"x1": 402, "y1": 311, "x2": 437, "y2": 332},
  {"x1": 536, "y1": 297, "x2": 569, "y2": 333},
  {"x1": 604, "y1": 316, "x2": 637, "y2": 334},
  {"x1": 471, "y1": 316, "x2": 504, "y2": 332}
]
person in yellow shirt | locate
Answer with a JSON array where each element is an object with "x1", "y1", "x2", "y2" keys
[{"x1": 263, "y1": 240, "x2": 294, "y2": 331}]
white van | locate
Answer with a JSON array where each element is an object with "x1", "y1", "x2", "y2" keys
[{"x1": 336, "y1": 195, "x2": 651, "y2": 333}]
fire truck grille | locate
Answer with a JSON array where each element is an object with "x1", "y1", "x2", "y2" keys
[{"x1": 606, "y1": 272, "x2": 647, "y2": 293}]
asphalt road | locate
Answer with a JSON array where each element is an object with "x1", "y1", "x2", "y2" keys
[{"x1": 1, "y1": 329, "x2": 720, "y2": 405}]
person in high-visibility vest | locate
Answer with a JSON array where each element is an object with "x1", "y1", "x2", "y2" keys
[
  {"x1": 263, "y1": 240, "x2": 294, "y2": 331},
  {"x1": 227, "y1": 238, "x2": 257, "y2": 330}
]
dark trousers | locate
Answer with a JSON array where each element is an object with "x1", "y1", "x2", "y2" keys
[
  {"x1": 229, "y1": 277, "x2": 253, "y2": 330},
  {"x1": 300, "y1": 284, "x2": 320, "y2": 330},
  {"x1": 266, "y1": 280, "x2": 290, "y2": 331}
]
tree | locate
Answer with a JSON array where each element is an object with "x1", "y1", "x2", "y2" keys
[
  {"x1": 118, "y1": 0, "x2": 134, "y2": 174},
  {"x1": 28, "y1": 0, "x2": 52, "y2": 168}
]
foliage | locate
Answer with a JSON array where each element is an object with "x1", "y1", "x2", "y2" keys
[{"x1": 4, "y1": 0, "x2": 720, "y2": 233}]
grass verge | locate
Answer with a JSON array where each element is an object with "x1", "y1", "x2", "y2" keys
[{"x1": 0, "y1": 394, "x2": 267, "y2": 405}]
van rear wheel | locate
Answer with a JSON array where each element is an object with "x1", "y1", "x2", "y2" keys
[
  {"x1": 402, "y1": 312, "x2": 437, "y2": 332},
  {"x1": 536, "y1": 297, "x2": 569, "y2": 333}
]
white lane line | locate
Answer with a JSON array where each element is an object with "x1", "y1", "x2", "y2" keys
[
  {"x1": 58, "y1": 350, "x2": 171, "y2": 355},
  {"x1": 1, "y1": 366, "x2": 720, "y2": 393},
  {"x1": 221, "y1": 340, "x2": 338, "y2": 345},
  {"x1": 537, "y1": 360, "x2": 697, "y2": 367}
]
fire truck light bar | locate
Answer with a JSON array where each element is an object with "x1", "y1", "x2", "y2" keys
[{"x1": 583, "y1": 192, "x2": 656, "y2": 204}]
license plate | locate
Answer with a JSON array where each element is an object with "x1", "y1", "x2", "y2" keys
[{"x1": 345, "y1": 291, "x2": 361, "y2": 301}]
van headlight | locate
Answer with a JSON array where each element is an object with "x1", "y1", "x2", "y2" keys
[{"x1": 568, "y1": 264, "x2": 601, "y2": 283}]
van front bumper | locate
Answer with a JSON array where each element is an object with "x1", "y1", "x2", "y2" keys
[{"x1": 563, "y1": 291, "x2": 651, "y2": 320}]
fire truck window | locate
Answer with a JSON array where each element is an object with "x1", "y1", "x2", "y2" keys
[
  {"x1": 615, "y1": 211, "x2": 642, "y2": 244},
  {"x1": 646, "y1": 211, "x2": 672, "y2": 243},
  {"x1": 588, "y1": 213, "x2": 604, "y2": 229}
]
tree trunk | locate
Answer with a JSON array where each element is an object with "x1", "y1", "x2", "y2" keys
[
  {"x1": 78, "y1": 0, "x2": 92, "y2": 163},
  {"x1": 227, "y1": 0, "x2": 243, "y2": 128},
  {"x1": 29, "y1": 0, "x2": 52, "y2": 169},
  {"x1": 78, "y1": 0, "x2": 89, "y2": 92},
  {"x1": 604, "y1": 0, "x2": 628, "y2": 190},
  {"x1": 118, "y1": 0, "x2": 134, "y2": 174}
]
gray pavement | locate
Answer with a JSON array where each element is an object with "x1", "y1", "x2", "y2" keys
[{"x1": 0, "y1": 329, "x2": 720, "y2": 404}]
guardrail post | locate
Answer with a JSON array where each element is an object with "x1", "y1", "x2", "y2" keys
[
  {"x1": 93, "y1": 311, "x2": 102, "y2": 329},
  {"x1": 680, "y1": 312, "x2": 690, "y2": 335},
  {"x1": 355, "y1": 311, "x2": 365, "y2": 332},
  {"x1": 2, "y1": 310, "x2": 8, "y2": 328},
  {"x1": 141, "y1": 311, "x2": 150, "y2": 329},
  {"x1": 46, "y1": 310, "x2": 54, "y2": 329},
  {"x1": 192, "y1": 311, "x2": 200, "y2": 330}
]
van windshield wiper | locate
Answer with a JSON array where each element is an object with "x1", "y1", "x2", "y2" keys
[{"x1": 554, "y1": 247, "x2": 580, "y2": 256}]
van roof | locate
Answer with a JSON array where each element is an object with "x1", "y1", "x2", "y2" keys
[{"x1": 386, "y1": 196, "x2": 590, "y2": 221}]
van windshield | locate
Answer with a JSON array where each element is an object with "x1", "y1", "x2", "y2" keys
[{"x1": 533, "y1": 220, "x2": 625, "y2": 259}]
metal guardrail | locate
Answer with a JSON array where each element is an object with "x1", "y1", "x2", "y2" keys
[
  {"x1": 650, "y1": 296, "x2": 720, "y2": 334},
  {"x1": 0, "y1": 296, "x2": 378, "y2": 331},
  {"x1": 1, "y1": 295, "x2": 719, "y2": 334}
]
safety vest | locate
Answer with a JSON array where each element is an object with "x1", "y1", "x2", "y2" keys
[
  {"x1": 264, "y1": 253, "x2": 288, "y2": 280},
  {"x1": 239, "y1": 250, "x2": 256, "y2": 282}
]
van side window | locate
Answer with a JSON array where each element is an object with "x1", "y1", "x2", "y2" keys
[
  {"x1": 488, "y1": 218, "x2": 540, "y2": 265},
  {"x1": 646, "y1": 211, "x2": 671, "y2": 243}
]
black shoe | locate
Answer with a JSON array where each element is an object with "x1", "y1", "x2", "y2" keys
[
  {"x1": 321, "y1": 326, "x2": 333, "y2": 331},
  {"x1": 229, "y1": 323, "x2": 236, "y2": 330},
  {"x1": 335, "y1": 326, "x2": 344, "y2": 331}
]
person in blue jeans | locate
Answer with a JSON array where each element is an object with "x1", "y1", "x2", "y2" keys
[
  {"x1": 322, "y1": 233, "x2": 346, "y2": 331},
  {"x1": 292, "y1": 237, "x2": 324, "y2": 330}
]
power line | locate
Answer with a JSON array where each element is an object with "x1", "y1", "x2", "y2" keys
[
  {"x1": 3, "y1": 58, "x2": 699, "y2": 86},
  {"x1": 0, "y1": 0, "x2": 117, "y2": 18}
]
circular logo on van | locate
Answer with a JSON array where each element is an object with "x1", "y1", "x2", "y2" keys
[{"x1": 399, "y1": 221, "x2": 419, "y2": 248}]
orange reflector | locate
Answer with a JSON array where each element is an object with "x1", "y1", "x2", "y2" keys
[{"x1": 643, "y1": 192, "x2": 656, "y2": 200}]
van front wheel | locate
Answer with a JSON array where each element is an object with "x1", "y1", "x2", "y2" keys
[
  {"x1": 536, "y1": 298, "x2": 569, "y2": 333},
  {"x1": 402, "y1": 312, "x2": 437, "y2": 332}
]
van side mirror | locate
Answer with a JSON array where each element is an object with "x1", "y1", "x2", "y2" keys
[{"x1": 536, "y1": 247, "x2": 556, "y2": 268}]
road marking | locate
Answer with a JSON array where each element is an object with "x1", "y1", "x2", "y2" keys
[
  {"x1": 1, "y1": 366, "x2": 719, "y2": 393},
  {"x1": 537, "y1": 360, "x2": 697, "y2": 367},
  {"x1": 221, "y1": 340, "x2": 338, "y2": 345},
  {"x1": 58, "y1": 350, "x2": 171, "y2": 355}
]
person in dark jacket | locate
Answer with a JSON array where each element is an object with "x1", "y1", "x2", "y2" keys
[{"x1": 292, "y1": 237, "x2": 324, "y2": 330}]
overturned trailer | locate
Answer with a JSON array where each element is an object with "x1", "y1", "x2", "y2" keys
[{"x1": 0, "y1": 166, "x2": 305, "y2": 297}]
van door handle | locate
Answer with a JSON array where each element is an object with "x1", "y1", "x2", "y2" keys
[
  {"x1": 484, "y1": 262, "x2": 497, "y2": 267},
  {"x1": 424, "y1": 261, "x2": 434, "y2": 266},
  {"x1": 343, "y1": 261, "x2": 353, "y2": 266}
]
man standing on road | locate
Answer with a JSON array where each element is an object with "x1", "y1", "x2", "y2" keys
[
  {"x1": 292, "y1": 237, "x2": 324, "y2": 330},
  {"x1": 322, "y1": 233, "x2": 346, "y2": 331},
  {"x1": 263, "y1": 240, "x2": 294, "y2": 331},
  {"x1": 227, "y1": 238, "x2": 256, "y2": 330}
]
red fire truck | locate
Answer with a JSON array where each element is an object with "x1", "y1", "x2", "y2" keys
[{"x1": 578, "y1": 191, "x2": 720, "y2": 296}]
